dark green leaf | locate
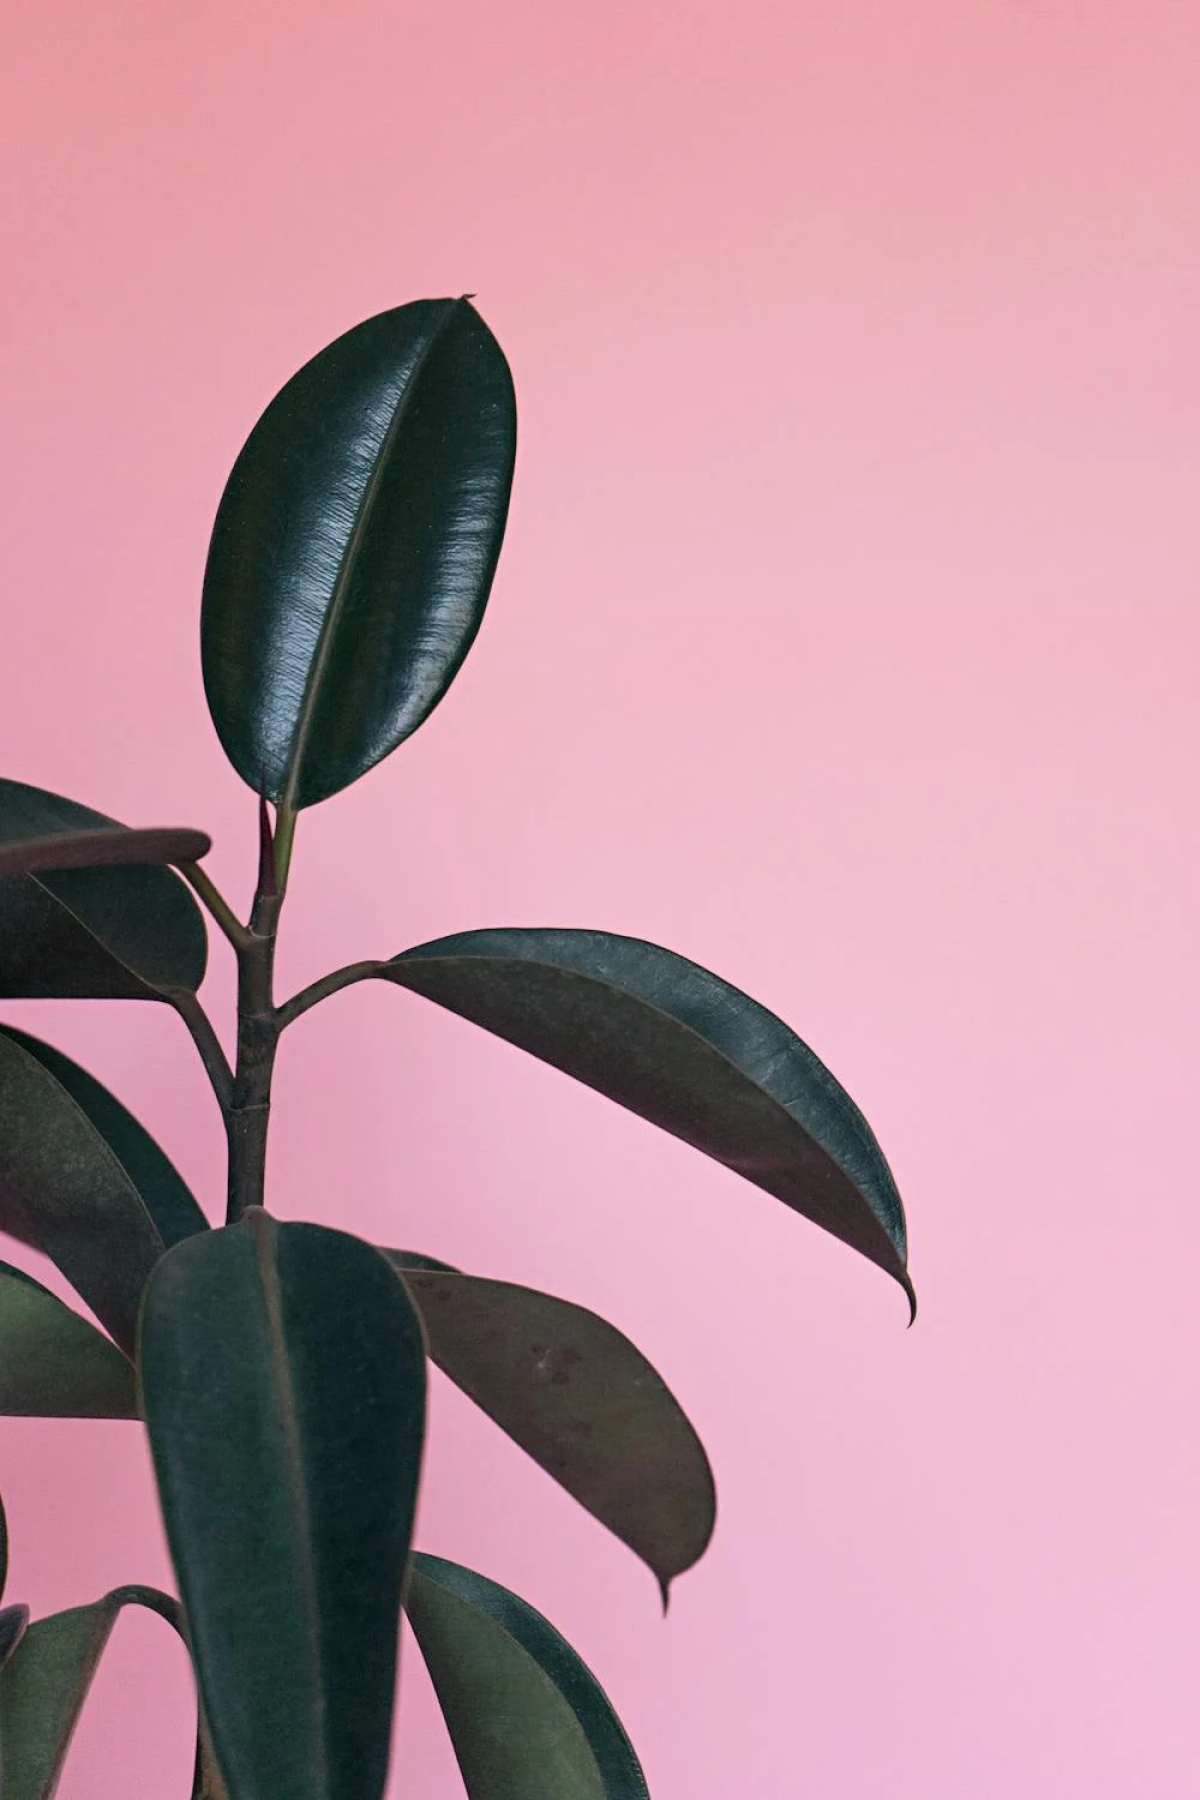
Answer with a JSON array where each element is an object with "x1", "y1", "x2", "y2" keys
[
  {"x1": 0, "y1": 825, "x2": 210, "y2": 878},
  {"x1": 0, "y1": 1605, "x2": 28, "y2": 1668},
  {"x1": 392, "y1": 1255, "x2": 713, "y2": 1599},
  {"x1": 0, "y1": 1262, "x2": 137, "y2": 1417},
  {"x1": 201, "y1": 298, "x2": 517, "y2": 811},
  {"x1": 0, "y1": 1027, "x2": 209, "y2": 1249},
  {"x1": 378, "y1": 929, "x2": 912, "y2": 1308},
  {"x1": 140, "y1": 1210, "x2": 427, "y2": 1800},
  {"x1": 0, "y1": 781, "x2": 207, "y2": 999},
  {"x1": 0, "y1": 1587, "x2": 181, "y2": 1800},
  {"x1": 406, "y1": 1554, "x2": 648, "y2": 1800},
  {"x1": 0, "y1": 1489, "x2": 8, "y2": 1600},
  {"x1": 0, "y1": 1031, "x2": 169, "y2": 1354}
]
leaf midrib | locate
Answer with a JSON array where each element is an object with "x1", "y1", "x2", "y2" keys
[
  {"x1": 250, "y1": 1214, "x2": 329, "y2": 1799},
  {"x1": 279, "y1": 299, "x2": 466, "y2": 813}
]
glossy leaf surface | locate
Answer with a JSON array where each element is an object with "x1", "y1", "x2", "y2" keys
[
  {"x1": 0, "y1": 1587, "x2": 180, "y2": 1800},
  {"x1": 381, "y1": 929, "x2": 911, "y2": 1304},
  {"x1": 140, "y1": 1211, "x2": 427, "y2": 1800},
  {"x1": 393, "y1": 1255, "x2": 713, "y2": 1596},
  {"x1": 0, "y1": 1027, "x2": 209, "y2": 1249},
  {"x1": 0, "y1": 1263, "x2": 137, "y2": 1417},
  {"x1": 0, "y1": 1033, "x2": 167, "y2": 1354},
  {"x1": 0, "y1": 781, "x2": 206, "y2": 999},
  {"x1": 0, "y1": 825, "x2": 210, "y2": 878},
  {"x1": 201, "y1": 299, "x2": 517, "y2": 810},
  {"x1": 406, "y1": 1555, "x2": 648, "y2": 1800}
]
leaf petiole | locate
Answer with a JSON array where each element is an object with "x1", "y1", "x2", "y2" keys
[
  {"x1": 170, "y1": 990, "x2": 235, "y2": 1111},
  {"x1": 277, "y1": 960, "x2": 383, "y2": 1028},
  {"x1": 179, "y1": 863, "x2": 251, "y2": 952}
]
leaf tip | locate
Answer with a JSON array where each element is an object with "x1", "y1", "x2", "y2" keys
[
  {"x1": 902, "y1": 1272, "x2": 918, "y2": 1327},
  {"x1": 658, "y1": 1576, "x2": 672, "y2": 1617}
]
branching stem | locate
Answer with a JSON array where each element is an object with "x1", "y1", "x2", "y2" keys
[{"x1": 178, "y1": 803, "x2": 368, "y2": 1221}]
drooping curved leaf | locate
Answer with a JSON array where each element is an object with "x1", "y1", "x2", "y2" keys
[
  {"x1": 406, "y1": 1554, "x2": 648, "y2": 1800},
  {"x1": 0, "y1": 825, "x2": 210, "y2": 879},
  {"x1": 0, "y1": 1031, "x2": 169, "y2": 1354},
  {"x1": 392, "y1": 1254, "x2": 713, "y2": 1599},
  {"x1": 0, "y1": 1586, "x2": 181, "y2": 1800},
  {"x1": 0, "y1": 781, "x2": 207, "y2": 999},
  {"x1": 201, "y1": 298, "x2": 517, "y2": 811},
  {"x1": 0, "y1": 1263, "x2": 137, "y2": 1418},
  {"x1": 375, "y1": 929, "x2": 911, "y2": 1307},
  {"x1": 140, "y1": 1210, "x2": 427, "y2": 1800},
  {"x1": 0, "y1": 1027, "x2": 209, "y2": 1248}
]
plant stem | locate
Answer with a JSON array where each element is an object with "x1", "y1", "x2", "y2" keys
[
  {"x1": 172, "y1": 991, "x2": 235, "y2": 1109},
  {"x1": 177, "y1": 804, "x2": 297, "y2": 1220},
  {"x1": 179, "y1": 862, "x2": 252, "y2": 952},
  {"x1": 272, "y1": 801, "x2": 298, "y2": 894},
  {"x1": 226, "y1": 882, "x2": 283, "y2": 1223},
  {"x1": 277, "y1": 958, "x2": 383, "y2": 1027}
]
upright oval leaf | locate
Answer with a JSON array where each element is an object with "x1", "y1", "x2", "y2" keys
[
  {"x1": 392, "y1": 1255, "x2": 714, "y2": 1600},
  {"x1": 0, "y1": 781, "x2": 207, "y2": 1000},
  {"x1": 140, "y1": 1211, "x2": 427, "y2": 1800},
  {"x1": 375, "y1": 929, "x2": 912, "y2": 1308},
  {"x1": 406, "y1": 1555, "x2": 648, "y2": 1800},
  {"x1": 0, "y1": 1027, "x2": 209, "y2": 1248},
  {"x1": 0, "y1": 1587, "x2": 182, "y2": 1800},
  {"x1": 201, "y1": 299, "x2": 517, "y2": 810},
  {"x1": 0, "y1": 1263, "x2": 137, "y2": 1418},
  {"x1": 0, "y1": 1032, "x2": 168, "y2": 1353}
]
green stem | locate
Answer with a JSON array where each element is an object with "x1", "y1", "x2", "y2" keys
[
  {"x1": 226, "y1": 888, "x2": 282, "y2": 1224},
  {"x1": 272, "y1": 802, "x2": 298, "y2": 895},
  {"x1": 172, "y1": 991, "x2": 235, "y2": 1109},
  {"x1": 224, "y1": 802, "x2": 293, "y2": 1222},
  {"x1": 277, "y1": 959, "x2": 383, "y2": 1028},
  {"x1": 179, "y1": 862, "x2": 252, "y2": 952},
  {"x1": 176, "y1": 804, "x2": 295, "y2": 1221}
]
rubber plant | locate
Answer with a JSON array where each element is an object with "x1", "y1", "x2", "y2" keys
[{"x1": 0, "y1": 298, "x2": 913, "y2": 1800}]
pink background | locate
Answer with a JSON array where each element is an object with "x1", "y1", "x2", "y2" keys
[{"x1": 1, "y1": 2, "x2": 1198, "y2": 1795}]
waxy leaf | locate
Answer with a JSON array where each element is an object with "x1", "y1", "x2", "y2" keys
[
  {"x1": 140, "y1": 1211, "x2": 427, "y2": 1800},
  {"x1": 406, "y1": 1555, "x2": 648, "y2": 1800},
  {"x1": 379, "y1": 930, "x2": 912, "y2": 1306},
  {"x1": 0, "y1": 781, "x2": 207, "y2": 999},
  {"x1": 393, "y1": 1255, "x2": 713, "y2": 1598},
  {"x1": 0, "y1": 1263, "x2": 137, "y2": 1417},
  {"x1": 0, "y1": 1032, "x2": 168, "y2": 1354},
  {"x1": 0, "y1": 1027, "x2": 209, "y2": 1249},
  {"x1": 0, "y1": 826, "x2": 210, "y2": 879},
  {"x1": 0, "y1": 1587, "x2": 181, "y2": 1800},
  {"x1": 201, "y1": 299, "x2": 517, "y2": 811}
]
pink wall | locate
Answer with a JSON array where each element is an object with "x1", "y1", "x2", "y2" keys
[{"x1": 2, "y1": 2, "x2": 1198, "y2": 1794}]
